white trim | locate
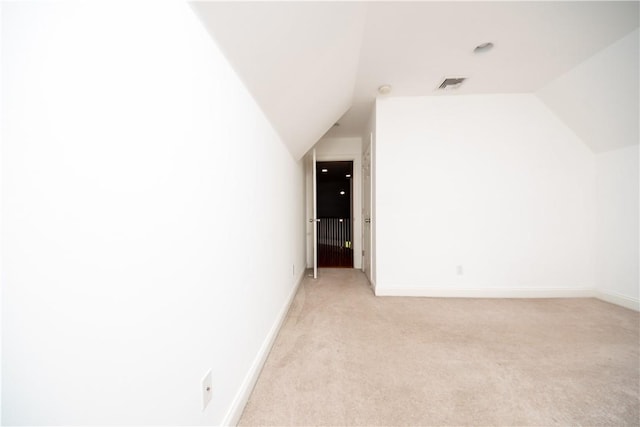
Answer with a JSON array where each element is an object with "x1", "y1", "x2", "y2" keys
[
  {"x1": 595, "y1": 289, "x2": 640, "y2": 311},
  {"x1": 312, "y1": 149, "x2": 317, "y2": 279},
  {"x1": 221, "y1": 271, "x2": 305, "y2": 426},
  {"x1": 315, "y1": 153, "x2": 363, "y2": 270},
  {"x1": 374, "y1": 286, "x2": 595, "y2": 298},
  {"x1": 368, "y1": 277, "x2": 376, "y2": 293}
]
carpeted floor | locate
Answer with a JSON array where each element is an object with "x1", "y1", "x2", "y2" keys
[{"x1": 239, "y1": 268, "x2": 640, "y2": 426}]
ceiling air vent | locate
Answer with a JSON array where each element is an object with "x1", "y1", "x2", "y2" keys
[{"x1": 438, "y1": 77, "x2": 467, "y2": 90}]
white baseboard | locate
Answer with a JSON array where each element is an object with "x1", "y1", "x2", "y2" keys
[
  {"x1": 374, "y1": 286, "x2": 640, "y2": 311},
  {"x1": 374, "y1": 286, "x2": 595, "y2": 298},
  {"x1": 362, "y1": 270, "x2": 376, "y2": 293},
  {"x1": 220, "y1": 271, "x2": 305, "y2": 426},
  {"x1": 595, "y1": 289, "x2": 640, "y2": 311}
]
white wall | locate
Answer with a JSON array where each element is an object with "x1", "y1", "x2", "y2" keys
[
  {"x1": 527, "y1": 27, "x2": 640, "y2": 308},
  {"x1": 595, "y1": 145, "x2": 639, "y2": 309},
  {"x1": 311, "y1": 137, "x2": 363, "y2": 269},
  {"x1": 2, "y1": 1, "x2": 305, "y2": 425},
  {"x1": 537, "y1": 29, "x2": 639, "y2": 153},
  {"x1": 374, "y1": 94, "x2": 596, "y2": 296},
  {"x1": 0, "y1": 3, "x2": 3, "y2": 419},
  {"x1": 315, "y1": 136, "x2": 362, "y2": 159}
]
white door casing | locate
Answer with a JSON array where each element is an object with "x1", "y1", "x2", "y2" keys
[
  {"x1": 362, "y1": 136, "x2": 372, "y2": 283},
  {"x1": 312, "y1": 148, "x2": 318, "y2": 279}
]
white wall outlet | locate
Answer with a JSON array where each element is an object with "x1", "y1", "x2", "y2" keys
[
  {"x1": 456, "y1": 265, "x2": 464, "y2": 275},
  {"x1": 201, "y1": 369, "x2": 212, "y2": 411}
]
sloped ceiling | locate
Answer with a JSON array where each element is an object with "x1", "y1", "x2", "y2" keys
[
  {"x1": 537, "y1": 28, "x2": 639, "y2": 153},
  {"x1": 192, "y1": 2, "x2": 638, "y2": 158},
  {"x1": 191, "y1": 2, "x2": 366, "y2": 160}
]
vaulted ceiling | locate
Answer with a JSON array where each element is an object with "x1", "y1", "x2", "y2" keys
[{"x1": 191, "y1": 2, "x2": 639, "y2": 159}]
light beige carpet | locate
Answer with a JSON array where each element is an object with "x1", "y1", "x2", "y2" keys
[{"x1": 239, "y1": 268, "x2": 640, "y2": 426}]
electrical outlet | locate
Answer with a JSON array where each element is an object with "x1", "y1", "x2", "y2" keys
[
  {"x1": 456, "y1": 265, "x2": 464, "y2": 275},
  {"x1": 202, "y1": 370, "x2": 212, "y2": 411}
]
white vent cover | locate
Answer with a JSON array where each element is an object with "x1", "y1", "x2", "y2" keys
[{"x1": 438, "y1": 77, "x2": 467, "y2": 90}]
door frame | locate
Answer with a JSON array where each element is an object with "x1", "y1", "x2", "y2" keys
[
  {"x1": 306, "y1": 153, "x2": 363, "y2": 271},
  {"x1": 315, "y1": 158, "x2": 362, "y2": 268},
  {"x1": 305, "y1": 150, "x2": 319, "y2": 278},
  {"x1": 362, "y1": 132, "x2": 375, "y2": 290},
  {"x1": 362, "y1": 141, "x2": 372, "y2": 280}
]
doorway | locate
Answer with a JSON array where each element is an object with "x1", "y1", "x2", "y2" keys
[{"x1": 316, "y1": 161, "x2": 353, "y2": 267}]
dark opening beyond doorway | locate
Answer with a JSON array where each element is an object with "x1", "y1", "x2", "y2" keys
[{"x1": 316, "y1": 161, "x2": 353, "y2": 268}]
